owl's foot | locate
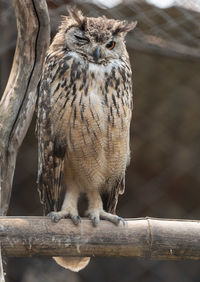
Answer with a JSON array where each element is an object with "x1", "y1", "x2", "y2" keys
[
  {"x1": 85, "y1": 210, "x2": 100, "y2": 227},
  {"x1": 48, "y1": 211, "x2": 81, "y2": 225},
  {"x1": 100, "y1": 210, "x2": 125, "y2": 226},
  {"x1": 85, "y1": 209, "x2": 125, "y2": 227}
]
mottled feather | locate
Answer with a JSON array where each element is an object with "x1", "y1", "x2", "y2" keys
[{"x1": 37, "y1": 7, "x2": 136, "y2": 271}]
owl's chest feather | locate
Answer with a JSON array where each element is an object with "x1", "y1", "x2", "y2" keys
[{"x1": 49, "y1": 54, "x2": 132, "y2": 135}]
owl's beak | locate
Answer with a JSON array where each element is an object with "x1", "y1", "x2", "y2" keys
[{"x1": 92, "y1": 47, "x2": 101, "y2": 63}]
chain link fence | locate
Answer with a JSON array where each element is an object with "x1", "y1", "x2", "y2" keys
[
  {"x1": 47, "y1": 0, "x2": 200, "y2": 59},
  {"x1": 1, "y1": 0, "x2": 200, "y2": 281}
]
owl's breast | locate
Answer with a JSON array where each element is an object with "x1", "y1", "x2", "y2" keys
[
  {"x1": 67, "y1": 90, "x2": 106, "y2": 152},
  {"x1": 48, "y1": 53, "x2": 132, "y2": 176},
  {"x1": 60, "y1": 88, "x2": 107, "y2": 187}
]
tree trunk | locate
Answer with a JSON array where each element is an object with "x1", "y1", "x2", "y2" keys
[
  {"x1": 0, "y1": 0, "x2": 50, "y2": 216},
  {"x1": 0, "y1": 1, "x2": 50, "y2": 280}
]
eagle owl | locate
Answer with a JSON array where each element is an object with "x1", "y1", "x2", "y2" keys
[{"x1": 37, "y1": 7, "x2": 136, "y2": 272}]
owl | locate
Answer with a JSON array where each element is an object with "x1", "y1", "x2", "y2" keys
[{"x1": 37, "y1": 7, "x2": 136, "y2": 272}]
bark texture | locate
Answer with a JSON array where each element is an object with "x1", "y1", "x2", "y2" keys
[
  {"x1": 0, "y1": 0, "x2": 50, "y2": 216},
  {"x1": 1, "y1": 217, "x2": 200, "y2": 260},
  {"x1": 0, "y1": 1, "x2": 50, "y2": 280}
]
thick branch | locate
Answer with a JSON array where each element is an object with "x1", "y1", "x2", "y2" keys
[
  {"x1": 0, "y1": 246, "x2": 5, "y2": 282},
  {"x1": 0, "y1": 0, "x2": 50, "y2": 216},
  {"x1": 1, "y1": 217, "x2": 200, "y2": 260}
]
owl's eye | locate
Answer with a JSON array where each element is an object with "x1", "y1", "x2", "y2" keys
[
  {"x1": 106, "y1": 41, "x2": 116, "y2": 50},
  {"x1": 74, "y1": 34, "x2": 89, "y2": 42}
]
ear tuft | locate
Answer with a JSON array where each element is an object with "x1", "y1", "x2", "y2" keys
[
  {"x1": 67, "y1": 6, "x2": 86, "y2": 29},
  {"x1": 113, "y1": 21, "x2": 137, "y2": 36}
]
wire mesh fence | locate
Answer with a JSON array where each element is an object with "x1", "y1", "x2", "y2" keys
[
  {"x1": 47, "y1": 0, "x2": 200, "y2": 59},
  {"x1": 0, "y1": 0, "x2": 200, "y2": 281}
]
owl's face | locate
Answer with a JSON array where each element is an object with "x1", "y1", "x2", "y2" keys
[
  {"x1": 65, "y1": 26, "x2": 127, "y2": 64},
  {"x1": 55, "y1": 8, "x2": 137, "y2": 65}
]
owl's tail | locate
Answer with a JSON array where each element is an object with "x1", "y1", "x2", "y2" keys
[{"x1": 53, "y1": 256, "x2": 90, "y2": 272}]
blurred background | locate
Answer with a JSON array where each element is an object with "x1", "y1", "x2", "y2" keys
[{"x1": 1, "y1": 0, "x2": 200, "y2": 281}]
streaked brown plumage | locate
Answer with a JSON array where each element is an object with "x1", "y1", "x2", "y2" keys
[{"x1": 37, "y1": 7, "x2": 136, "y2": 272}]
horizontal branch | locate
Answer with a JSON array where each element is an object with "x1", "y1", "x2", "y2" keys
[{"x1": 1, "y1": 216, "x2": 200, "y2": 260}]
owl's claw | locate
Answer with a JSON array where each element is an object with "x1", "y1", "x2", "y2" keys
[
  {"x1": 48, "y1": 212, "x2": 63, "y2": 223},
  {"x1": 92, "y1": 216, "x2": 99, "y2": 227},
  {"x1": 100, "y1": 211, "x2": 126, "y2": 226},
  {"x1": 86, "y1": 209, "x2": 125, "y2": 226},
  {"x1": 85, "y1": 210, "x2": 100, "y2": 226},
  {"x1": 72, "y1": 215, "x2": 81, "y2": 225},
  {"x1": 118, "y1": 217, "x2": 126, "y2": 226},
  {"x1": 48, "y1": 211, "x2": 81, "y2": 225}
]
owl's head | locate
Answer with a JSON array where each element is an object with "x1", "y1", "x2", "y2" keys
[{"x1": 52, "y1": 7, "x2": 137, "y2": 64}]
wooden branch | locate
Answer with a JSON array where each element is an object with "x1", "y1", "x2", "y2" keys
[
  {"x1": 0, "y1": 0, "x2": 50, "y2": 216},
  {"x1": 0, "y1": 246, "x2": 5, "y2": 282},
  {"x1": 1, "y1": 216, "x2": 200, "y2": 260}
]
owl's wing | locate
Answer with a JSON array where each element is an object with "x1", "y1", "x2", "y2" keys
[
  {"x1": 37, "y1": 79, "x2": 66, "y2": 215},
  {"x1": 102, "y1": 176, "x2": 125, "y2": 214}
]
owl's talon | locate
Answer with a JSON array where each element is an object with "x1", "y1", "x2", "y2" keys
[
  {"x1": 77, "y1": 215, "x2": 82, "y2": 223},
  {"x1": 48, "y1": 210, "x2": 82, "y2": 224},
  {"x1": 117, "y1": 217, "x2": 126, "y2": 226},
  {"x1": 85, "y1": 210, "x2": 100, "y2": 226},
  {"x1": 99, "y1": 210, "x2": 125, "y2": 226},
  {"x1": 92, "y1": 216, "x2": 99, "y2": 227},
  {"x1": 72, "y1": 215, "x2": 81, "y2": 225},
  {"x1": 111, "y1": 215, "x2": 125, "y2": 226},
  {"x1": 48, "y1": 212, "x2": 63, "y2": 223}
]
